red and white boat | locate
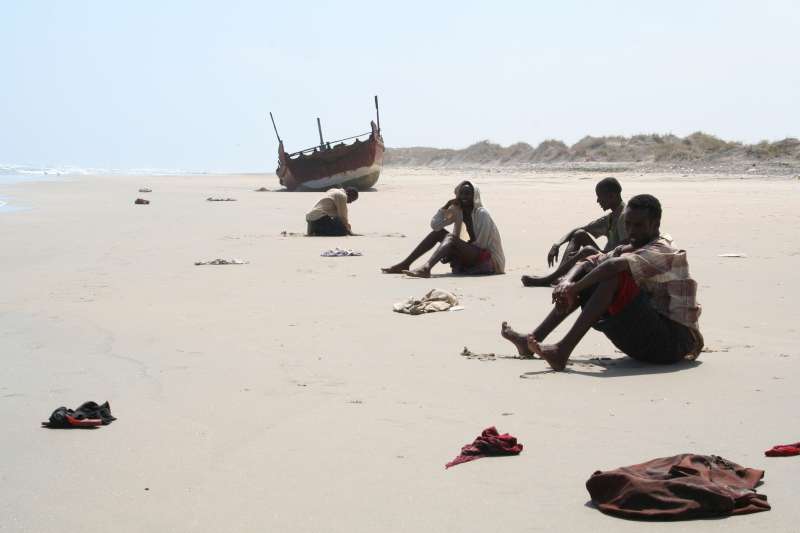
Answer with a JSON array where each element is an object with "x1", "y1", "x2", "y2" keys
[{"x1": 271, "y1": 97, "x2": 384, "y2": 191}]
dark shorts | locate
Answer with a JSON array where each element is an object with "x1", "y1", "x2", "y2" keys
[
  {"x1": 307, "y1": 216, "x2": 347, "y2": 236},
  {"x1": 583, "y1": 289, "x2": 697, "y2": 364}
]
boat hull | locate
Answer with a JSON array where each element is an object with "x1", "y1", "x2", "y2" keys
[{"x1": 277, "y1": 121, "x2": 383, "y2": 191}]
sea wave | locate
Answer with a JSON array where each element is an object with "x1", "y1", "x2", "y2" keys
[{"x1": 0, "y1": 164, "x2": 210, "y2": 177}]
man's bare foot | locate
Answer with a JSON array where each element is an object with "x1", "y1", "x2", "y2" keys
[
  {"x1": 381, "y1": 264, "x2": 407, "y2": 274},
  {"x1": 501, "y1": 321, "x2": 533, "y2": 357},
  {"x1": 527, "y1": 335, "x2": 570, "y2": 371},
  {"x1": 521, "y1": 275, "x2": 553, "y2": 287},
  {"x1": 402, "y1": 267, "x2": 431, "y2": 278}
]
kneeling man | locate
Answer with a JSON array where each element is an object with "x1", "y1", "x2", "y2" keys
[
  {"x1": 306, "y1": 187, "x2": 358, "y2": 236},
  {"x1": 502, "y1": 194, "x2": 703, "y2": 370}
]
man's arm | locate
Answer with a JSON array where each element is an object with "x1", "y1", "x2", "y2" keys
[
  {"x1": 547, "y1": 227, "x2": 580, "y2": 266},
  {"x1": 552, "y1": 254, "x2": 628, "y2": 310},
  {"x1": 571, "y1": 257, "x2": 630, "y2": 293},
  {"x1": 548, "y1": 215, "x2": 608, "y2": 266},
  {"x1": 333, "y1": 192, "x2": 351, "y2": 232}
]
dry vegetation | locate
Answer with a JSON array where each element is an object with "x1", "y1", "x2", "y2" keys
[{"x1": 385, "y1": 133, "x2": 800, "y2": 174}]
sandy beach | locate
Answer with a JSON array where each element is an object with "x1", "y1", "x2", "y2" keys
[{"x1": 2, "y1": 168, "x2": 799, "y2": 532}]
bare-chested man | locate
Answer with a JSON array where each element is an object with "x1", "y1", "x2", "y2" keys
[
  {"x1": 522, "y1": 177, "x2": 626, "y2": 287},
  {"x1": 502, "y1": 194, "x2": 703, "y2": 371},
  {"x1": 381, "y1": 181, "x2": 505, "y2": 278}
]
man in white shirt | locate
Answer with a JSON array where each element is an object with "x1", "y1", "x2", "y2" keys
[{"x1": 306, "y1": 187, "x2": 359, "y2": 236}]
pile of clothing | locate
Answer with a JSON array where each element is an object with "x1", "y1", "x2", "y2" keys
[
  {"x1": 321, "y1": 248, "x2": 362, "y2": 257},
  {"x1": 586, "y1": 454, "x2": 770, "y2": 520},
  {"x1": 393, "y1": 289, "x2": 459, "y2": 315},
  {"x1": 446, "y1": 426, "x2": 523, "y2": 468},
  {"x1": 42, "y1": 401, "x2": 116, "y2": 428}
]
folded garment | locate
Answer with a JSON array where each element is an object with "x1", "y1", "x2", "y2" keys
[
  {"x1": 194, "y1": 258, "x2": 249, "y2": 265},
  {"x1": 446, "y1": 426, "x2": 523, "y2": 468},
  {"x1": 42, "y1": 401, "x2": 116, "y2": 429},
  {"x1": 586, "y1": 454, "x2": 770, "y2": 520},
  {"x1": 321, "y1": 248, "x2": 362, "y2": 257},
  {"x1": 393, "y1": 289, "x2": 458, "y2": 315},
  {"x1": 207, "y1": 197, "x2": 236, "y2": 202},
  {"x1": 765, "y1": 442, "x2": 800, "y2": 457}
]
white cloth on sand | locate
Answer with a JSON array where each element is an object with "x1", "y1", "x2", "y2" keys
[
  {"x1": 393, "y1": 289, "x2": 459, "y2": 315},
  {"x1": 321, "y1": 248, "x2": 362, "y2": 257},
  {"x1": 194, "y1": 259, "x2": 249, "y2": 265}
]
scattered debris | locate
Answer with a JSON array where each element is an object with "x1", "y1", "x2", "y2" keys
[
  {"x1": 321, "y1": 248, "x2": 362, "y2": 257},
  {"x1": 194, "y1": 259, "x2": 249, "y2": 266},
  {"x1": 461, "y1": 346, "x2": 496, "y2": 361}
]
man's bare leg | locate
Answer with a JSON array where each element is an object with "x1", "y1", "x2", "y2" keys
[
  {"x1": 501, "y1": 304, "x2": 577, "y2": 356},
  {"x1": 403, "y1": 234, "x2": 480, "y2": 278},
  {"x1": 522, "y1": 246, "x2": 598, "y2": 287},
  {"x1": 527, "y1": 275, "x2": 619, "y2": 371},
  {"x1": 382, "y1": 229, "x2": 447, "y2": 273},
  {"x1": 522, "y1": 230, "x2": 600, "y2": 287}
]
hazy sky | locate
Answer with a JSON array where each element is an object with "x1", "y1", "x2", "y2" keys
[{"x1": 2, "y1": 1, "x2": 798, "y2": 171}]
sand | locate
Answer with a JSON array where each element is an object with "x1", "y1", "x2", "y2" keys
[{"x1": 1, "y1": 168, "x2": 799, "y2": 532}]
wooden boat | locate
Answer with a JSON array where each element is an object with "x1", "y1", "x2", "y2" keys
[{"x1": 271, "y1": 97, "x2": 384, "y2": 191}]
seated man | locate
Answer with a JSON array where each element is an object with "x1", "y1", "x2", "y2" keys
[
  {"x1": 522, "y1": 177, "x2": 627, "y2": 287},
  {"x1": 381, "y1": 180, "x2": 505, "y2": 278},
  {"x1": 305, "y1": 187, "x2": 358, "y2": 236},
  {"x1": 502, "y1": 194, "x2": 703, "y2": 371}
]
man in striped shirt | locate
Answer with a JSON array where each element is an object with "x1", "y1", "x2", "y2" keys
[{"x1": 502, "y1": 194, "x2": 703, "y2": 371}]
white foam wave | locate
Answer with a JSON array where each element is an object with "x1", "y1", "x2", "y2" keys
[{"x1": 0, "y1": 164, "x2": 211, "y2": 177}]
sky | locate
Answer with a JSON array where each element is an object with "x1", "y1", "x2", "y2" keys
[{"x1": 1, "y1": 0, "x2": 799, "y2": 171}]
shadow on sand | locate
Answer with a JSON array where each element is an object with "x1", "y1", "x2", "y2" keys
[{"x1": 519, "y1": 356, "x2": 703, "y2": 379}]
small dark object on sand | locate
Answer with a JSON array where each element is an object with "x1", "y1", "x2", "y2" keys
[
  {"x1": 42, "y1": 401, "x2": 116, "y2": 428},
  {"x1": 255, "y1": 187, "x2": 270, "y2": 192},
  {"x1": 134, "y1": 198, "x2": 150, "y2": 205}
]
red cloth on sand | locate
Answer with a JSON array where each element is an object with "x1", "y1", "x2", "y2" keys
[
  {"x1": 765, "y1": 442, "x2": 800, "y2": 457},
  {"x1": 586, "y1": 454, "x2": 770, "y2": 520},
  {"x1": 445, "y1": 426, "x2": 523, "y2": 469}
]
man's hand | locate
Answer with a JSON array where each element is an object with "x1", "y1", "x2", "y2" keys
[
  {"x1": 552, "y1": 281, "x2": 578, "y2": 313},
  {"x1": 442, "y1": 198, "x2": 459, "y2": 210},
  {"x1": 547, "y1": 243, "x2": 560, "y2": 267}
]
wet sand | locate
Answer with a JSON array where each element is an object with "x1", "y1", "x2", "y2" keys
[{"x1": 1, "y1": 168, "x2": 799, "y2": 532}]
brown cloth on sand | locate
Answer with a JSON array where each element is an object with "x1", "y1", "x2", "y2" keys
[
  {"x1": 586, "y1": 454, "x2": 770, "y2": 520},
  {"x1": 445, "y1": 426, "x2": 523, "y2": 469}
]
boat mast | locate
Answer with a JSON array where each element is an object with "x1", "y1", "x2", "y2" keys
[
  {"x1": 374, "y1": 95, "x2": 380, "y2": 131},
  {"x1": 316, "y1": 117, "x2": 326, "y2": 150},
  {"x1": 269, "y1": 112, "x2": 282, "y2": 143}
]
